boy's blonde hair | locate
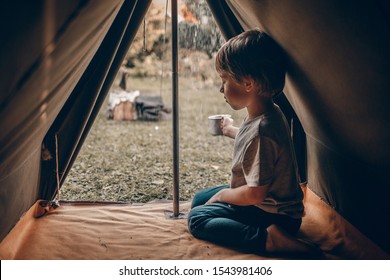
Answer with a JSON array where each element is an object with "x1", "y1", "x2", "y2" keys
[{"x1": 215, "y1": 29, "x2": 286, "y2": 97}]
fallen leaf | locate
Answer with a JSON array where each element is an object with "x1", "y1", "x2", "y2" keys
[{"x1": 210, "y1": 165, "x2": 219, "y2": 170}]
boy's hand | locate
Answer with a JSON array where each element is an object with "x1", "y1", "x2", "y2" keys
[
  {"x1": 205, "y1": 185, "x2": 268, "y2": 206},
  {"x1": 221, "y1": 116, "x2": 238, "y2": 139},
  {"x1": 205, "y1": 189, "x2": 225, "y2": 204}
]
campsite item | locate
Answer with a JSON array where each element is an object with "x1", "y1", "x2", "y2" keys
[
  {"x1": 107, "y1": 89, "x2": 140, "y2": 121},
  {"x1": 208, "y1": 114, "x2": 230, "y2": 136},
  {"x1": 107, "y1": 92, "x2": 170, "y2": 122},
  {"x1": 135, "y1": 95, "x2": 167, "y2": 121}
]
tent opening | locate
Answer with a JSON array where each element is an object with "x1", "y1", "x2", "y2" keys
[{"x1": 60, "y1": 0, "x2": 239, "y2": 207}]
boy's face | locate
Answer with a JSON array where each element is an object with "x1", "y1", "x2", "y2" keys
[{"x1": 219, "y1": 71, "x2": 250, "y2": 110}]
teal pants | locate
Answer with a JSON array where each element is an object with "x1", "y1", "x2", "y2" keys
[{"x1": 187, "y1": 186, "x2": 301, "y2": 254}]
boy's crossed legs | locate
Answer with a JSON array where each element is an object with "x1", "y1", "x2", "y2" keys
[{"x1": 188, "y1": 186, "x2": 319, "y2": 257}]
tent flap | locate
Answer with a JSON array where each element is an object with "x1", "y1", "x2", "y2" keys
[{"x1": 0, "y1": 0, "x2": 152, "y2": 242}]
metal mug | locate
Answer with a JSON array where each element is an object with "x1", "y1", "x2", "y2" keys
[{"x1": 208, "y1": 114, "x2": 231, "y2": 136}]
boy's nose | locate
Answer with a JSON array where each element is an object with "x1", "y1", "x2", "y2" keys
[{"x1": 219, "y1": 86, "x2": 224, "y2": 93}]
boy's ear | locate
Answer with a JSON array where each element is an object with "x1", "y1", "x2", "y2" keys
[{"x1": 242, "y1": 77, "x2": 255, "y2": 93}]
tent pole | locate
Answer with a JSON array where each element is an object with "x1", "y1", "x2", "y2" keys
[{"x1": 171, "y1": 0, "x2": 180, "y2": 217}]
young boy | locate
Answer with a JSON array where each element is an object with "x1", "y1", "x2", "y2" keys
[{"x1": 188, "y1": 29, "x2": 317, "y2": 256}]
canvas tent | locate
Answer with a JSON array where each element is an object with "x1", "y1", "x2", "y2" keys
[{"x1": 0, "y1": 0, "x2": 389, "y2": 259}]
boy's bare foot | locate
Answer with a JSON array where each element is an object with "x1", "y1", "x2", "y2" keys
[{"x1": 265, "y1": 224, "x2": 321, "y2": 256}]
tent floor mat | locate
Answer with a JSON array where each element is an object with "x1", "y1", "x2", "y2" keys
[{"x1": 0, "y1": 186, "x2": 387, "y2": 259}]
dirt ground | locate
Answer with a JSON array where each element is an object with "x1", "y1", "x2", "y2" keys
[{"x1": 61, "y1": 76, "x2": 246, "y2": 203}]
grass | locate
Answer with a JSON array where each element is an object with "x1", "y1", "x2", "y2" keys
[{"x1": 61, "y1": 76, "x2": 246, "y2": 203}]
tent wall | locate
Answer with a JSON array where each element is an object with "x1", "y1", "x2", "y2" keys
[
  {"x1": 0, "y1": 0, "x2": 151, "y2": 242},
  {"x1": 208, "y1": 0, "x2": 390, "y2": 253}
]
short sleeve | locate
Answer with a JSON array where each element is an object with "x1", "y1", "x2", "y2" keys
[{"x1": 242, "y1": 136, "x2": 278, "y2": 187}]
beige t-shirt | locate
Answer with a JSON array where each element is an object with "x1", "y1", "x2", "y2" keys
[{"x1": 231, "y1": 104, "x2": 304, "y2": 219}]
